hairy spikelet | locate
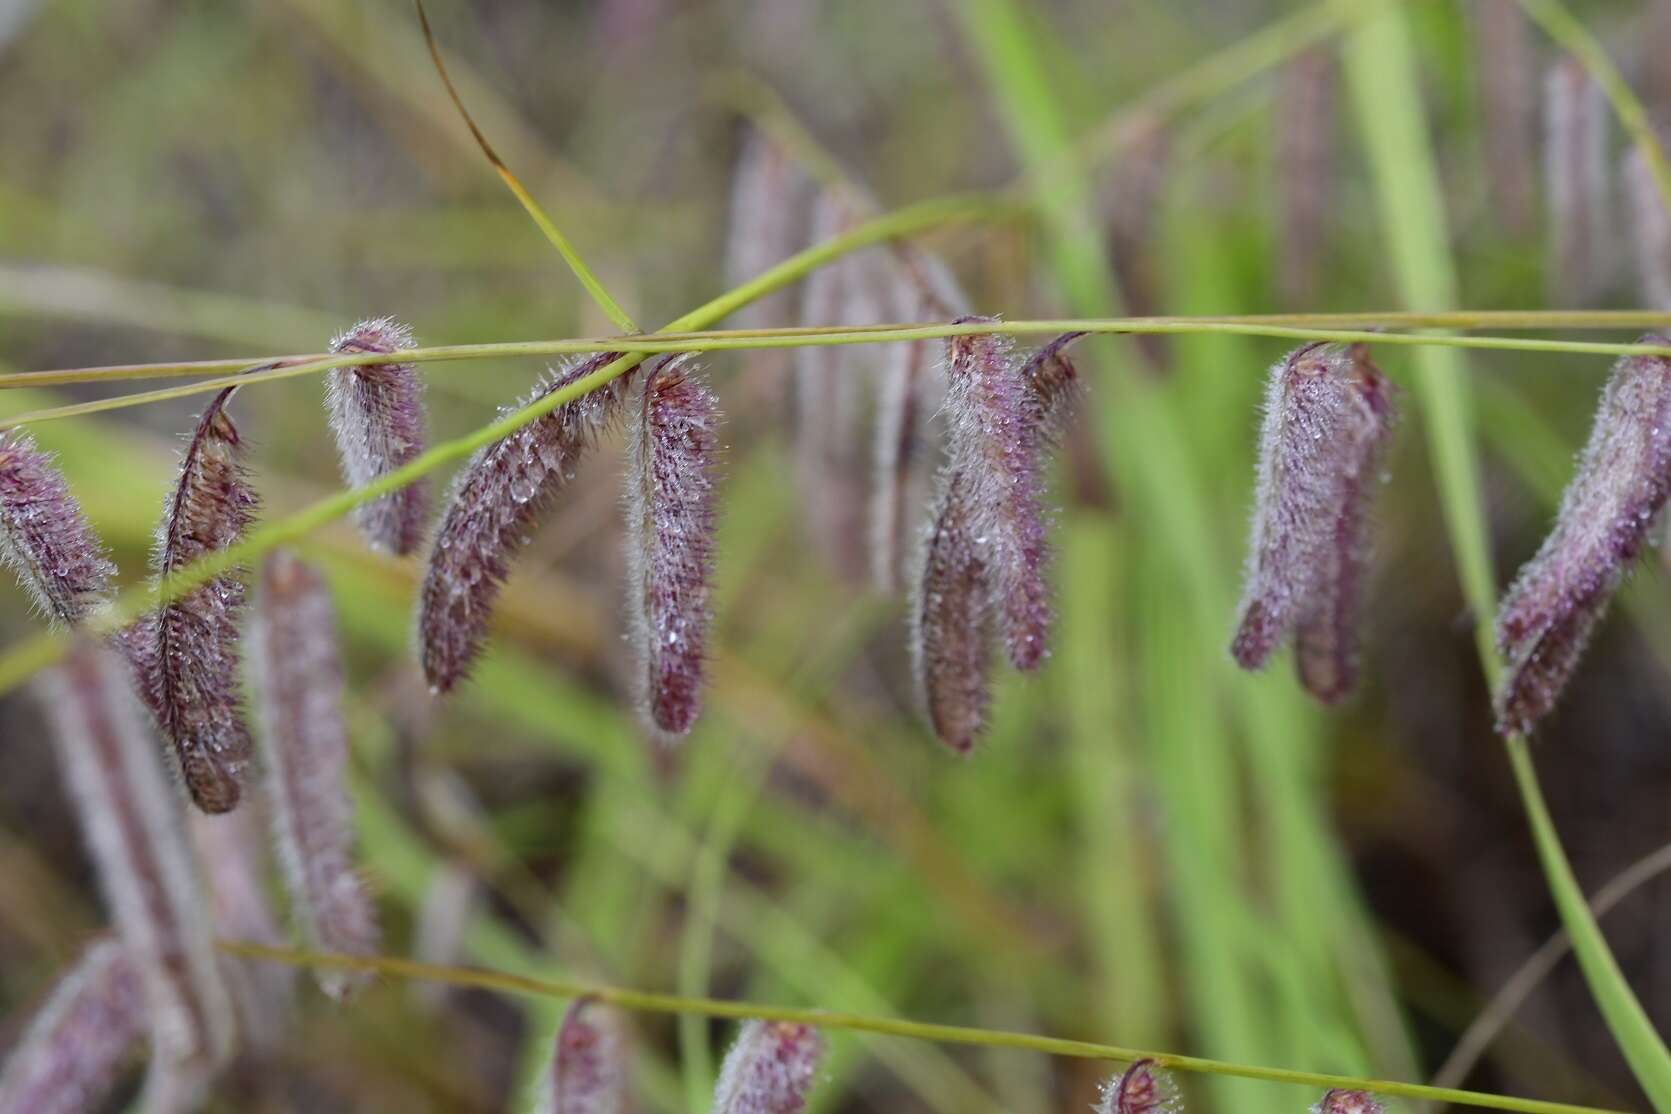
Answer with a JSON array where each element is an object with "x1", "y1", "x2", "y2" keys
[
  {"x1": 190, "y1": 808, "x2": 294, "y2": 1050},
  {"x1": 914, "y1": 332, "x2": 1082, "y2": 750},
  {"x1": 326, "y1": 317, "x2": 430, "y2": 555},
  {"x1": 0, "y1": 937, "x2": 144, "y2": 1114},
  {"x1": 134, "y1": 386, "x2": 258, "y2": 813},
  {"x1": 944, "y1": 321, "x2": 1054, "y2": 670},
  {"x1": 251, "y1": 550, "x2": 378, "y2": 998},
  {"x1": 1313, "y1": 1090, "x2": 1383, "y2": 1114},
  {"x1": 532, "y1": 998, "x2": 629, "y2": 1114},
  {"x1": 418, "y1": 351, "x2": 633, "y2": 692},
  {"x1": 1545, "y1": 58, "x2": 1612, "y2": 304},
  {"x1": 1275, "y1": 50, "x2": 1336, "y2": 306},
  {"x1": 1475, "y1": 0, "x2": 1536, "y2": 233},
  {"x1": 625, "y1": 356, "x2": 719, "y2": 738},
  {"x1": 36, "y1": 642, "x2": 235, "y2": 1079},
  {"x1": 1095, "y1": 1059, "x2": 1182, "y2": 1114},
  {"x1": 1624, "y1": 147, "x2": 1671, "y2": 311},
  {"x1": 1495, "y1": 339, "x2": 1671, "y2": 734},
  {"x1": 711, "y1": 1020, "x2": 822, "y2": 1114},
  {"x1": 0, "y1": 433, "x2": 114, "y2": 627},
  {"x1": 1231, "y1": 343, "x2": 1396, "y2": 703}
]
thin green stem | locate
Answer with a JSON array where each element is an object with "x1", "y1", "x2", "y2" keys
[
  {"x1": 214, "y1": 939, "x2": 1623, "y2": 1114},
  {"x1": 1518, "y1": 0, "x2": 1671, "y2": 219}
]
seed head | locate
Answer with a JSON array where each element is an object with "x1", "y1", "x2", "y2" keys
[
  {"x1": 133, "y1": 386, "x2": 258, "y2": 813},
  {"x1": 1495, "y1": 339, "x2": 1671, "y2": 734},
  {"x1": 533, "y1": 997, "x2": 629, "y2": 1114},
  {"x1": 0, "y1": 937, "x2": 144, "y2": 1114},
  {"x1": 326, "y1": 316, "x2": 431, "y2": 555},
  {"x1": 189, "y1": 807, "x2": 294, "y2": 1047},
  {"x1": 1545, "y1": 57, "x2": 1613, "y2": 304},
  {"x1": 417, "y1": 352, "x2": 633, "y2": 692},
  {"x1": 250, "y1": 549, "x2": 378, "y2": 998},
  {"x1": 625, "y1": 355, "x2": 719, "y2": 738},
  {"x1": 1313, "y1": 1090, "x2": 1384, "y2": 1114},
  {"x1": 1275, "y1": 51, "x2": 1337, "y2": 307},
  {"x1": 35, "y1": 641, "x2": 236, "y2": 1077},
  {"x1": 1096, "y1": 1059, "x2": 1182, "y2": 1114},
  {"x1": 1624, "y1": 146, "x2": 1671, "y2": 311},
  {"x1": 1230, "y1": 342, "x2": 1396, "y2": 703},
  {"x1": 725, "y1": 129, "x2": 810, "y2": 330},
  {"x1": 0, "y1": 433, "x2": 115, "y2": 628},
  {"x1": 711, "y1": 1020, "x2": 822, "y2": 1114}
]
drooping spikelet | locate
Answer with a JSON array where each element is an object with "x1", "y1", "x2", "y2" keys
[
  {"x1": 625, "y1": 355, "x2": 719, "y2": 738},
  {"x1": 1312, "y1": 1090, "x2": 1384, "y2": 1114},
  {"x1": 35, "y1": 642, "x2": 236, "y2": 1082},
  {"x1": 1275, "y1": 50, "x2": 1336, "y2": 307},
  {"x1": 1624, "y1": 146, "x2": 1671, "y2": 311},
  {"x1": 418, "y1": 352, "x2": 633, "y2": 692},
  {"x1": 0, "y1": 937, "x2": 144, "y2": 1114},
  {"x1": 1095, "y1": 1060, "x2": 1182, "y2": 1114},
  {"x1": 943, "y1": 320, "x2": 1053, "y2": 671},
  {"x1": 326, "y1": 317, "x2": 430, "y2": 555},
  {"x1": 913, "y1": 332, "x2": 1083, "y2": 752},
  {"x1": 1230, "y1": 342, "x2": 1396, "y2": 704},
  {"x1": 724, "y1": 128, "x2": 810, "y2": 332},
  {"x1": 189, "y1": 808, "x2": 294, "y2": 1047},
  {"x1": 250, "y1": 549, "x2": 378, "y2": 998},
  {"x1": 711, "y1": 1020, "x2": 822, "y2": 1114},
  {"x1": 532, "y1": 998, "x2": 630, "y2": 1114},
  {"x1": 0, "y1": 434, "x2": 114, "y2": 628},
  {"x1": 1545, "y1": 57, "x2": 1613, "y2": 304},
  {"x1": 1475, "y1": 0, "x2": 1536, "y2": 233},
  {"x1": 133, "y1": 386, "x2": 258, "y2": 813},
  {"x1": 1495, "y1": 339, "x2": 1671, "y2": 735}
]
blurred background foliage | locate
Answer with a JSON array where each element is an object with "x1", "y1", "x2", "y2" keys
[{"x1": 0, "y1": 0, "x2": 1669, "y2": 1110}]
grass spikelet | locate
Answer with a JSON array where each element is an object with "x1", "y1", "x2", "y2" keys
[
  {"x1": 1544, "y1": 57, "x2": 1613, "y2": 305},
  {"x1": 189, "y1": 808, "x2": 294, "y2": 1048},
  {"x1": 326, "y1": 316, "x2": 431, "y2": 556},
  {"x1": 1275, "y1": 50, "x2": 1337, "y2": 306},
  {"x1": 417, "y1": 351, "x2": 633, "y2": 693},
  {"x1": 1103, "y1": 118, "x2": 1173, "y2": 366},
  {"x1": 35, "y1": 642, "x2": 236, "y2": 1079},
  {"x1": 711, "y1": 1019, "x2": 822, "y2": 1114},
  {"x1": 251, "y1": 549, "x2": 378, "y2": 999},
  {"x1": 1495, "y1": 338, "x2": 1671, "y2": 735},
  {"x1": 135, "y1": 385, "x2": 258, "y2": 814},
  {"x1": 0, "y1": 937, "x2": 144, "y2": 1114},
  {"x1": 0, "y1": 432, "x2": 115, "y2": 627},
  {"x1": 625, "y1": 355, "x2": 719, "y2": 738},
  {"x1": 1095, "y1": 1059, "x2": 1182, "y2": 1114},
  {"x1": 724, "y1": 128, "x2": 810, "y2": 332},
  {"x1": 1624, "y1": 145, "x2": 1671, "y2": 311},
  {"x1": 532, "y1": 997, "x2": 630, "y2": 1114},
  {"x1": 1475, "y1": 0, "x2": 1536, "y2": 233},
  {"x1": 1313, "y1": 1090, "x2": 1384, "y2": 1114}
]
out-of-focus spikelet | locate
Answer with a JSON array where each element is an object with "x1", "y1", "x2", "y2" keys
[
  {"x1": 1230, "y1": 343, "x2": 1396, "y2": 704},
  {"x1": 711, "y1": 1020, "x2": 822, "y2": 1114},
  {"x1": 1495, "y1": 339, "x2": 1671, "y2": 735},
  {"x1": 133, "y1": 386, "x2": 257, "y2": 814},
  {"x1": 725, "y1": 128, "x2": 810, "y2": 334},
  {"x1": 0, "y1": 433, "x2": 114, "y2": 627},
  {"x1": 1624, "y1": 146, "x2": 1671, "y2": 311},
  {"x1": 326, "y1": 317, "x2": 430, "y2": 556},
  {"x1": 532, "y1": 998, "x2": 630, "y2": 1114},
  {"x1": 36, "y1": 642, "x2": 235, "y2": 1082},
  {"x1": 1095, "y1": 1060, "x2": 1182, "y2": 1114},
  {"x1": 417, "y1": 352, "x2": 632, "y2": 692},
  {"x1": 1275, "y1": 51, "x2": 1336, "y2": 306},
  {"x1": 1475, "y1": 0, "x2": 1536, "y2": 233},
  {"x1": 0, "y1": 937, "x2": 144, "y2": 1114},
  {"x1": 1545, "y1": 58, "x2": 1613, "y2": 304},
  {"x1": 1103, "y1": 117, "x2": 1172, "y2": 366},
  {"x1": 250, "y1": 550, "x2": 378, "y2": 999},
  {"x1": 190, "y1": 808, "x2": 294, "y2": 1048},
  {"x1": 1313, "y1": 1090, "x2": 1384, "y2": 1114},
  {"x1": 625, "y1": 355, "x2": 719, "y2": 738}
]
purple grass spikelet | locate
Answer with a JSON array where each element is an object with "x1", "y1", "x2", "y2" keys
[
  {"x1": 1230, "y1": 342, "x2": 1396, "y2": 703},
  {"x1": 1495, "y1": 338, "x2": 1671, "y2": 735},
  {"x1": 189, "y1": 808, "x2": 294, "y2": 1048},
  {"x1": 1275, "y1": 50, "x2": 1337, "y2": 306},
  {"x1": 326, "y1": 317, "x2": 431, "y2": 555},
  {"x1": 0, "y1": 433, "x2": 115, "y2": 627},
  {"x1": 1545, "y1": 57, "x2": 1613, "y2": 304},
  {"x1": 711, "y1": 1020, "x2": 822, "y2": 1114},
  {"x1": 1475, "y1": 0, "x2": 1536, "y2": 233},
  {"x1": 135, "y1": 386, "x2": 258, "y2": 813},
  {"x1": 625, "y1": 355, "x2": 719, "y2": 738},
  {"x1": 1313, "y1": 1090, "x2": 1384, "y2": 1114},
  {"x1": 532, "y1": 997, "x2": 630, "y2": 1114},
  {"x1": 1095, "y1": 1059, "x2": 1182, "y2": 1114},
  {"x1": 725, "y1": 129, "x2": 810, "y2": 332},
  {"x1": 1624, "y1": 146, "x2": 1671, "y2": 311},
  {"x1": 418, "y1": 352, "x2": 634, "y2": 692},
  {"x1": 0, "y1": 937, "x2": 144, "y2": 1114},
  {"x1": 251, "y1": 549, "x2": 378, "y2": 998},
  {"x1": 35, "y1": 642, "x2": 236, "y2": 1079}
]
